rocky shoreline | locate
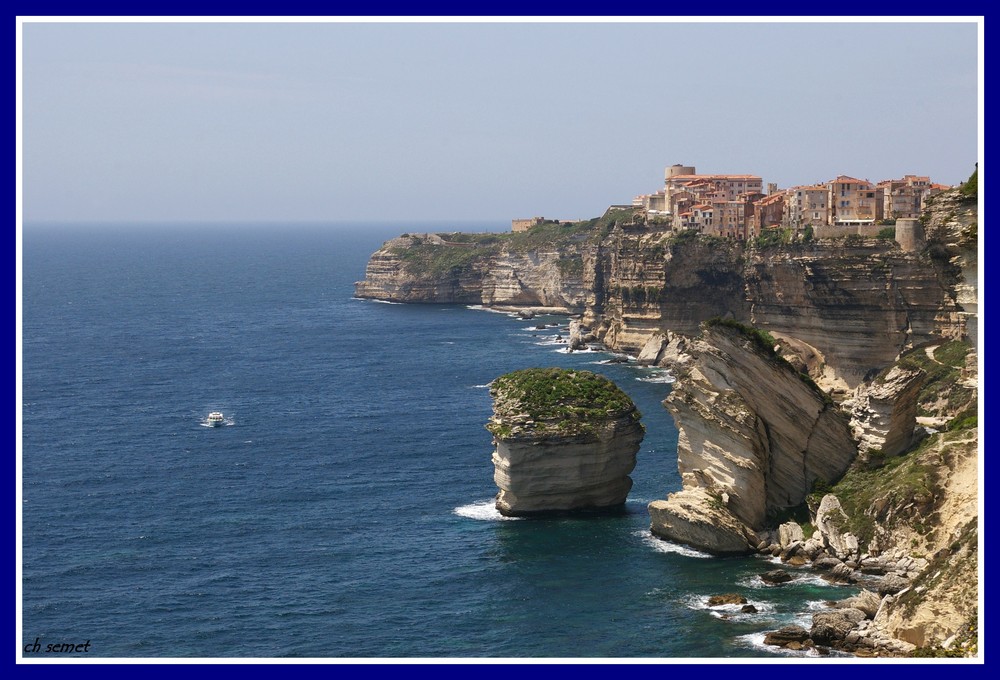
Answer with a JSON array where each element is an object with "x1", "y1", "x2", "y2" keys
[{"x1": 354, "y1": 185, "x2": 979, "y2": 656}]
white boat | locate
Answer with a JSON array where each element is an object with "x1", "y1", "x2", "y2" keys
[{"x1": 207, "y1": 412, "x2": 225, "y2": 427}]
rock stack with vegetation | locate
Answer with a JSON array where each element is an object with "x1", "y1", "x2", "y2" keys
[{"x1": 486, "y1": 368, "x2": 644, "y2": 516}]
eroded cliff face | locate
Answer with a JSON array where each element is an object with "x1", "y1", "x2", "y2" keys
[
  {"x1": 356, "y1": 217, "x2": 965, "y2": 388},
  {"x1": 648, "y1": 323, "x2": 856, "y2": 554},
  {"x1": 354, "y1": 233, "x2": 594, "y2": 310},
  {"x1": 486, "y1": 368, "x2": 644, "y2": 516},
  {"x1": 597, "y1": 231, "x2": 963, "y2": 389}
]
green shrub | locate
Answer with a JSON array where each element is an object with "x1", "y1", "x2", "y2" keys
[
  {"x1": 959, "y1": 165, "x2": 977, "y2": 199},
  {"x1": 486, "y1": 368, "x2": 641, "y2": 440}
]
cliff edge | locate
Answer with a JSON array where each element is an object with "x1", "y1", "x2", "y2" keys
[{"x1": 648, "y1": 321, "x2": 856, "y2": 554}]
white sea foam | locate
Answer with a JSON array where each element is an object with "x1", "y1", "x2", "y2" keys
[
  {"x1": 807, "y1": 599, "x2": 833, "y2": 611},
  {"x1": 470, "y1": 384, "x2": 492, "y2": 389},
  {"x1": 681, "y1": 593, "x2": 776, "y2": 618},
  {"x1": 635, "y1": 530, "x2": 712, "y2": 558},
  {"x1": 738, "y1": 570, "x2": 837, "y2": 589},
  {"x1": 793, "y1": 573, "x2": 838, "y2": 587},
  {"x1": 352, "y1": 297, "x2": 403, "y2": 305},
  {"x1": 453, "y1": 500, "x2": 522, "y2": 521},
  {"x1": 734, "y1": 632, "x2": 821, "y2": 657},
  {"x1": 635, "y1": 371, "x2": 676, "y2": 384},
  {"x1": 465, "y1": 305, "x2": 510, "y2": 315},
  {"x1": 200, "y1": 418, "x2": 235, "y2": 428}
]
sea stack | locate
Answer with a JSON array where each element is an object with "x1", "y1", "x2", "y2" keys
[{"x1": 486, "y1": 368, "x2": 644, "y2": 516}]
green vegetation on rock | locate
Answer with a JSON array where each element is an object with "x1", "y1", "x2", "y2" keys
[
  {"x1": 393, "y1": 240, "x2": 487, "y2": 277},
  {"x1": 705, "y1": 317, "x2": 778, "y2": 357},
  {"x1": 890, "y1": 340, "x2": 975, "y2": 420},
  {"x1": 752, "y1": 227, "x2": 794, "y2": 248},
  {"x1": 389, "y1": 210, "x2": 645, "y2": 277},
  {"x1": 486, "y1": 368, "x2": 641, "y2": 440},
  {"x1": 704, "y1": 317, "x2": 834, "y2": 406},
  {"x1": 809, "y1": 435, "x2": 937, "y2": 550},
  {"x1": 959, "y1": 165, "x2": 977, "y2": 199}
]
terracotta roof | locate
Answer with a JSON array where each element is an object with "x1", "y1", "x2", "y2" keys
[
  {"x1": 756, "y1": 193, "x2": 785, "y2": 206},
  {"x1": 667, "y1": 174, "x2": 761, "y2": 181},
  {"x1": 829, "y1": 175, "x2": 869, "y2": 185}
]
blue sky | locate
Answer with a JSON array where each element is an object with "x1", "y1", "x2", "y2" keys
[{"x1": 20, "y1": 20, "x2": 980, "y2": 223}]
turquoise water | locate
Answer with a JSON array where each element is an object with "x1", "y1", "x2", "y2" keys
[{"x1": 21, "y1": 223, "x2": 855, "y2": 658}]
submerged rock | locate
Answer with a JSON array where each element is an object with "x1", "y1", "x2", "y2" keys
[{"x1": 487, "y1": 368, "x2": 644, "y2": 516}]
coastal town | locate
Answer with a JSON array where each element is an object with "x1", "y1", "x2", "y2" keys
[{"x1": 514, "y1": 164, "x2": 950, "y2": 241}]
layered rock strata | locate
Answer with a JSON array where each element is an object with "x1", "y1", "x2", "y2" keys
[
  {"x1": 356, "y1": 211, "x2": 968, "y2": 388},
  {"x1": 486, "y1": 368, "x2": 644, "y2": 516},
  {"x1": 354, "y1": 232, "x2": 594, "y2": 310},
  {"x1": 648, "y1": 323, "x2": 856, "y2": 554},
  {"x1": 844, "y1": 364, "x2": 924, "y2": 461}
]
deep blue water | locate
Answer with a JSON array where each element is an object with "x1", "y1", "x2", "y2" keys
[{"x1": 21, "y1": 223, "x2": 855, "y2": 658}]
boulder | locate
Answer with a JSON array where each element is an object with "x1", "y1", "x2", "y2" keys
[
  {"x1": 814, "y1": 495, "x2": 860, "y2": 559},
  {"x1": 707, "y1": 593, "x2": 747, "y2": 606},
  {"x1": 812, "y1": 557, "x2": 843, "y2": 571},
  {"x1": 649, "y1": 488, "x2": 759, "y2": 555},
  {"x1": 859, "y1": 557, "x2": 888, "y2": 575},
  {"x1": 876, "y1": 574, "x2": 910, "y2": 596},
  {"x1": 656, "y1": 331, "x2": 691, "y2": 370},
  {"x1": 842, "y1": 589, "x2": 882, "y2": 619},
  {"x1": 811, "y1": 608, "x2": 867, "y2": 646},
  {"x1": 636, "y1": 333, "x2": 667, "y2": 366},
  {"x1": 567, "y1": 320, "x2": 589, "y2": 350},
  {"x1": 829, "y1": 563, "x2": 858, "y2": 583},
  {"x1": 778, "y1": 521, "x2": 804, "y2": 548},
  {"x1": 741, "y1": 604, "x2": 758, "y2": 614},
  {"x1": 801, "y1": 536, "x2": 825, "y2": 559},
  {"x1": 764, "y1": 625, "x2": 811, "y2": 647},
  {"x1": 780, "y1": 540, "x2": 802, "y2": 559},
  {"x1": 761, "y1": 569, "x2": 793, "y2": 585}
]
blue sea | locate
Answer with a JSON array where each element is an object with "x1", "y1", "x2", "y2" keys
[{"x1": 21, "y1": 223, "x2": 855, "y2": 659}]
